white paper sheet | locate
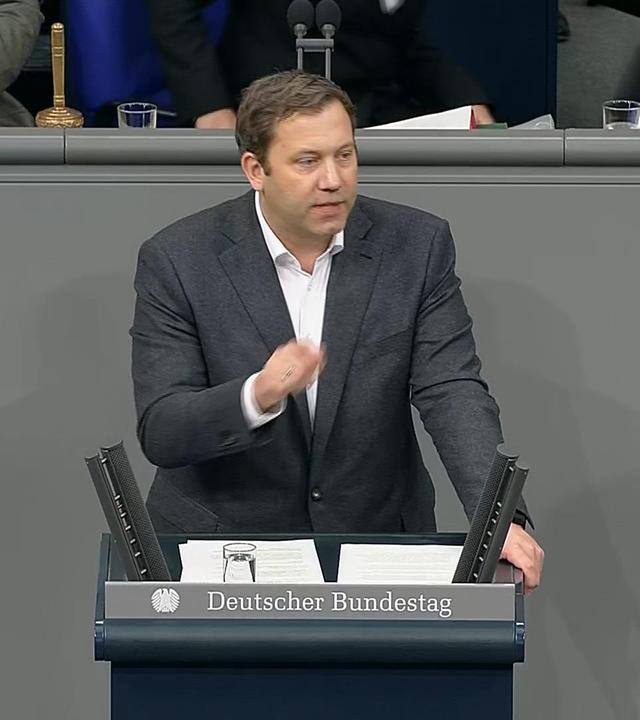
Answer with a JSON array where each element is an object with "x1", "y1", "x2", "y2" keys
[
  {"x1": 337, "y1": 544, "x2": 463, "y2": 584},
  {"x1": 366, "y1": 106, "x2": 472, "y2": 131},
  {"x1": 178, "y1": 538, "x2": 324, "y2": 583}
]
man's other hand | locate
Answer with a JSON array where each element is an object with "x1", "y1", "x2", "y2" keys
[
  {"x1": 195, "y1": 108, "x2": 237, "y2": 129},
  {"x1": 254, "y1": 340, "x2": 326, "y2": 412},
  {"x1": 472, "y1": 104, "x2": 495, "y2": 125},
  {"x1": 500, "y1": 523, "x2": 544, "y2": 593}
]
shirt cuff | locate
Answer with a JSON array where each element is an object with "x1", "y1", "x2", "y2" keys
[
  {"x1": 512, "y1": 508, "x2": 534, "y2": 531},
  {"x1": 241, "y1": 373, "x2": 287, "y2": 430}
]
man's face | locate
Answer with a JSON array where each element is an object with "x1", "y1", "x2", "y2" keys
[{"x1": 244, "y1": 100, "x2": 358, "y2": 245}]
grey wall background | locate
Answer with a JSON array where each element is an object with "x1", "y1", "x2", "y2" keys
[{"x1": 1, "y1": 164, "x2": 639, "y2": 719}]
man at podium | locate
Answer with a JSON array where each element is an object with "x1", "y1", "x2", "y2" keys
[{"x1": 131, "y1": 70, "x2": 543, "y2": 592}]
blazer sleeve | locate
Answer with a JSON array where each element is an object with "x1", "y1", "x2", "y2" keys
[
  {"x1": 387, "y1": 0, "x2": 490, "y2": 112},
  {"x1": 145, "y1": 0, "x2": 232, "y2": 123},
  {"x1": 409, "y1": 219, "x2": 530, "y2": 524},
  {"x1": 131, "y1": 239, "x2": 274, "y2": 469},
  {"x1": 0, "y1": 0, "x2": 43, "y2": 92}
]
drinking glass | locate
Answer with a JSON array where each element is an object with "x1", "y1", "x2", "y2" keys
[
  {"x1": 223, "y1": 543, "x2": 257, "y2": 583},
  {"x1": 602, "y1": 100, "x2": 640, "y2": 130},
  {"x1": 117, "y1": 102, "x2": 157, "y2": 129}
]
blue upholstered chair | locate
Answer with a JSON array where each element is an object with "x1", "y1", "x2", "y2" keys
[{"x1": 64, "y1": 0, "x2": 228, "y2": 126}]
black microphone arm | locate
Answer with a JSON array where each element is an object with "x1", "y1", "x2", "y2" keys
[
  {"x1": 452, "y1": 444, "x2": 530, "y2": 584},
  {"x1": 86, "y1": 441, "x2": 171, "y2": 582},
  {"x1": 286, "y1": 0, "x2": 342, "y2": 79}
]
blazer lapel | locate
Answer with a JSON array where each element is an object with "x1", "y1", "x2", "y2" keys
[
  {"x1": 311, "y1": 200, "x2": 381, "y2": 469},
  {"x1": 217, "y1": 193, "x2": 312, "y2": 446}
]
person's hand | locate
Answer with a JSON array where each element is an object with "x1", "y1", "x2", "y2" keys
[
  {"x1": 500, "y1": 523, "x2": 544, "y2": 594},
  {"x1": 254, "y1": 340, "x2": 326, "y2": 412},
  {"x1": 472, "y1": 104, "x2": 495, "y2": 125},
  {"x1": 195, "y1": 108, "x2": 237, "y2": 129}
]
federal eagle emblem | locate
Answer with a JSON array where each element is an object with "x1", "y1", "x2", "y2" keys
[{"x1": 151, "y1": 587, "x2": 180, "y2": 613}]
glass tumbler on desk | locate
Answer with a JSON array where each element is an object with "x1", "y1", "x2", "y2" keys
[
  {"x1": 117, "y1": 102, "x2": 157, "y2": 128},
  {"x1": 602, "y1": 100, "x2": 640, "y2": 130},
  {"x1": 223, "y1": 543, "x2": 257, "y2": 583}
]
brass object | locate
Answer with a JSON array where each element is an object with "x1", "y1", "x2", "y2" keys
[{"x1": 35, "y1": 23, "x2": 84, "y2": 128}]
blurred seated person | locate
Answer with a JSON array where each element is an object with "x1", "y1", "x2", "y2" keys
[
  {"x1": 587, "y1": 0, "x2": 640, "y2": 17},
  {"x1": 0, "y1": 0, "x2": 43, "y2": 126},
  {"x1": 146, "y1": 0, "x2": 495, "y2": 128}
]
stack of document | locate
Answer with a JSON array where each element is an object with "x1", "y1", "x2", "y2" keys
[
  {"x1": 366, "y1": 106, "x2": 473, "y2": 130},
  {"x1": 179, "y1": 538, "x2": 324, "y2": 583},
  {"x1": 179, "y1": 539, "x2": 462, "y2": 585},
  {"x1": 337, "y1": 544, "x2": 463, "y2": 584}
]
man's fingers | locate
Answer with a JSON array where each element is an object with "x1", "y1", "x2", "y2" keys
[
  {"x1": 287, "y1": 340, "x2": 325, "y2": 374},
  {"x1": 318, "y1": 343, "x2": 327, "y2": 372},
  {"x1": 273, "y1": 340, "x2": 326, "y2": 393},
  {"x1": 501, "y1": 525, "x2": 544, "y2": 594},
  {"x1": 506, "y1": 544, "x2": 541, "y2": 593},
  {"x1": 257, "y1": 340, "x2": 327, "y2": 409}
]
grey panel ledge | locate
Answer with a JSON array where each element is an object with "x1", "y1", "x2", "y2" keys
[
  {"x1": 63, "y1": 128, "x2": 565, "y2": 167},
  {"x1": 565, "y1": 129, "x2": 640, "y2": 166},
  {"x1": 65, "y1": 128, "x2": 241, "y2": 165},
  {"x1": 354, "y1": 129, "x2": 564, "y2": 166},
  {"x1": 0, "y1": 128, "x2": 65, "y2": 164}
]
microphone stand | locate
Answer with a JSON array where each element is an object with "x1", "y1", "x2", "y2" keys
[
  {"x1": 293, "y1": 23, "x2": 306, "y2": 70},
  {"x1": 323, "y1": 26, "x2": 335, "y2": 80},
  {"x1": 295, "y1": 35, "x2": 335, "y2": 80}
]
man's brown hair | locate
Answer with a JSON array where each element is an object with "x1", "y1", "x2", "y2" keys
[{"x1": 235, "y1": 70, "x2": 356, "y2": 171}]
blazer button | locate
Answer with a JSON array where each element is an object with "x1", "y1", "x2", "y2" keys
[{"x1": 310, "y1": 488, "x2": 323, "y2": 502}]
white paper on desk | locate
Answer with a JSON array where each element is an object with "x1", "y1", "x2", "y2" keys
[
  {"x1": 366, "y1": 105, "x2": 472, "y2": 131},
  {"x1": 178, "y1": 538, "x2": 324, "y2": 583},
  {"x1": 337, "y1": 544, "x2": 463, "y2": 584},
  {"x1": 510, "y1": 113, "x2": 555, "y2": 130}
]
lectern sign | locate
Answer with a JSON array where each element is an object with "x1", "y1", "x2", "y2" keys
[{"x1": 105, "y1": 583, "x2": 515, "y2": 621}]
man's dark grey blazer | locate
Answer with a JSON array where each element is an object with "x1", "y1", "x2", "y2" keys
[{"x1": 132, "y1": 191, "x2": 504, "y2": 534}]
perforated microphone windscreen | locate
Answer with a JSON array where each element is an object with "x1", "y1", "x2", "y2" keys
[
  {"x1": 287, "y1": 0, "x2": 315, "y2": 35},
  {"x1": 315, "y1": 0, "x2": 342, "y2": 35},
  {"x1": 101, "y1": 441, "x2": 171, "y2": 582},
  {"x1": 476, "y1": 461, "x2": 529, "y2": 582},
  {"x1": 452, "y1": 444, "x2": 519, "y2": 582}
]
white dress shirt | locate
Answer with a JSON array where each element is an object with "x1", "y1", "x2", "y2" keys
[{"x1": 241, "y1": 192, "x2": 344, "y2": 429}]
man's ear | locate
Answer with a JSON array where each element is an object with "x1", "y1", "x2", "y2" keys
[{"x1": 241, "y1": 152, "x2": 266, "y2": 191}]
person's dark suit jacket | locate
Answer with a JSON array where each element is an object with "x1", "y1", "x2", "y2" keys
[
  {"x1": 132, "y1": 191, "x2": 508, "y2": 534},
  {"x1": 146, "y1": 0, "x2": 489, "y2": 125}
]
